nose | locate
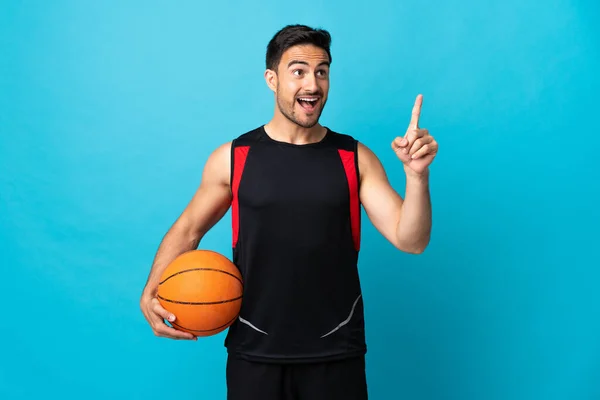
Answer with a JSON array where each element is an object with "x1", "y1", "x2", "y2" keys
[{"x1": 304, "y1": 73, "x2": 319, "y2": 93}]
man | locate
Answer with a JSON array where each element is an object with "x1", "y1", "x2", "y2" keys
[{"x1": 140, "y1": 24, "x2": 437, "y2": 399}]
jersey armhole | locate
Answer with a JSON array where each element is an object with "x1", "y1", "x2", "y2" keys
[
  {"x1": 354, "y1": 139, "x2": 361, "y2": 197},
  {"x1": 230, "y1": 139, "x2": 237, "y2": 188}
]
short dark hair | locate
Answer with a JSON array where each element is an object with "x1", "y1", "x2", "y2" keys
[{"x1": 266, "y1": 24, "x2": 332, "y2": 71}]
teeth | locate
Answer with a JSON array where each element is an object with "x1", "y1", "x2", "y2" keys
[{"x1": 299, "y1": 98, "x2": 318, "y2": 102}]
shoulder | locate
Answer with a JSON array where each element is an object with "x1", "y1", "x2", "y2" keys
[
  {"x1": 209, "y1": 125, "x2": 264, "y2": 167},
  {"x1": 325, "y1": 129, "x2": 378, "y2": 178},
  {"x1": 203, "y1": 141, "x2": 232, "y2": 185},
  {"x1": 232, "y1": 126, "x2": 264, "y2": 147},
  {"x1": 326, "y1": 128, "x2": 358, "y2": 151},
  {"x1": 210, "y1": 141, "x2": 232, "y2": 160},
  {"x1": 325, "y1": 128, "x2": 377, "y2": 167},
  {"x1": 325, "y1": 129, "x2": 383, "y2": 183},
  {"x1": 204, "y1": 125, "x2": 265, "y2": 185},
  {"x1": 203, "y1": 126, "x2": 257, "y2": 182},
  {"x1": 356, "y1": 141, "x2": 377, "y2": 162}
]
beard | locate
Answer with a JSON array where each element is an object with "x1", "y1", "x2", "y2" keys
[{"x1": 276, "y1": 87, "x2": 326, "y2": 129}]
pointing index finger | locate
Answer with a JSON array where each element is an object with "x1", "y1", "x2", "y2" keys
[{"x1": 409, "y1": 94, "x2": 423, "y2": 129}]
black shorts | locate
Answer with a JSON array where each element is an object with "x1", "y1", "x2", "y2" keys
[{"x1": 226, "y1": 355, "x2": 368, "y2": 400}]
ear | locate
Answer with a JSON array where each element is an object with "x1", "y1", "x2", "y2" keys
[{"x1": 264, "y1": 69, "x2": 277, "y2": 93}]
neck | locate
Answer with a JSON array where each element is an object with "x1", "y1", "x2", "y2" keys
[{"x1": 264, "y1": 110, "x2": 326, "y2": 145}]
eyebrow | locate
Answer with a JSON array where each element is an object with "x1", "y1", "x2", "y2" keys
[{"x1": 287, "y1": 60, "x2": 330, "y2": 68}]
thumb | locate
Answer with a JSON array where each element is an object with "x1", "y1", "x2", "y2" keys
[
  {"x1": 391, "y1": 137, "x2": 408, "y2": 150},
  {"x1": 391, "y1": 138, "x2": 410, "y2": 163}
]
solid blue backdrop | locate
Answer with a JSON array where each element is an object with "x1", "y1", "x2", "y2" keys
[{"x1": 1, "y1": 1, "x2": 599, "y2": 399}]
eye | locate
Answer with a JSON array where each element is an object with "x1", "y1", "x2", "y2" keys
[
  {"x1": 293, "y1": 69, "x2": 304, "y2": 77},
  {"x1": 317, "y1": 69, "x2": 328, "y2": 77}
]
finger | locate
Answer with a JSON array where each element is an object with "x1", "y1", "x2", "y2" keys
[
  {"x1": 404, "y1": 128, "x2": 427, "y2": 141},
  {"x1": 153, "y1": 321, "x2": 197, "y2": 340},
  {"x1": 409, "y1": 94, "x2": 423, "y2": 129},
  {"x1": 411, "y1": 141, "x2": 438, "y2": 160},
  {"x1": 151, "y1": 297, "x2": 176, "y2": 323},
  {"x1": 409, "y1": 135, "x2": 433, "y2": 157},
  {"x1": 150, "y1": 311, "x2": 196, "y2": 340},
  {"x1": 403, "y1": 129, "x2": 427, "y2": 154},
  {"x1": 148, "y1": 299, "x2": 196, "y2": 340},
  {"x1": 410, "y1": 145, "x2": 430, "y2": 160}
]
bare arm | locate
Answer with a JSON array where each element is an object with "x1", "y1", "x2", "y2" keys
[
  {"x1": 359, "y1": 94, "x2": 437, "y2": 254},
  {"x1": 358, "y1": 142, "x2": 432, "y2": 254},
  {"x1": 140, "y1": 141, "x2": 232, "y2": 339}
]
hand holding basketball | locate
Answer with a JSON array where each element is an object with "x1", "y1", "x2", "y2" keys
[
  {"x1": 391, "y1": 94, "x2": 438, "y2": 177},
  {"x1": 156, "y1": 250, "x2": 243, "y2": 337},
  {"x1": 140, "y1": 294, "x2": 197, "y2": 340}
]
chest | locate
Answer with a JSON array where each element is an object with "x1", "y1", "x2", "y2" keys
[{"x1": 238, "y1": 145, "x2": 350, "y2": 211}]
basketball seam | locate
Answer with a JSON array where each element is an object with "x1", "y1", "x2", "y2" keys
[
  {"x1": 159, "y1": 267, "x2": 243, "y2": 286},
  {"x1": 171, "y1": 314, "x2": 239, "y2": 333},
  {"x1": 157, "y1": 294, "x2": 243, "y2": 305}
]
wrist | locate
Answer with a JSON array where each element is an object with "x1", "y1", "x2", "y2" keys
[
  {"x1": 141, "y1": 286, "x2": 158, "y2": 300},
  {"x1": 404, "y1": 166, "x2": 430, "y2": 183}
]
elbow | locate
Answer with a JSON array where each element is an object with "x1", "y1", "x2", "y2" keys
[
  {"x1": 407, "y1": 245, "x2": 427, "y2": 254},
  {"x1": 396, "y1": 236, "x2": 430, "y2": 254},
  {"x1": 402, "y1": 245, "x2": 427, "y2": 255}
]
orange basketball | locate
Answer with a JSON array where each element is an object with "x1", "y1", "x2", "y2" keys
[{"x1": 157, "y1": 250, "x2": 243, "y2": 337}]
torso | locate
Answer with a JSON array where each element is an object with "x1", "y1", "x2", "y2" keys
[{"x1": 225, "y1": 125, "x2": 366, "y2": 363}]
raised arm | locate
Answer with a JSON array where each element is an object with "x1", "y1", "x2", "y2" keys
[
  {"x1": 358, "y1": 94, "x2": 438, "y2": 254},
  {"x1": 140, "y1": 141, "x2": 232, "y2": 340}
]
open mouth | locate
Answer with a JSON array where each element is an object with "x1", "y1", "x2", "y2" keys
[{"x1": 297, "y1": 96, "x2": 320, "y2": 113}]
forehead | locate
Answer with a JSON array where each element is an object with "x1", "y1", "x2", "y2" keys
[{"x1": 280, "y1": 44, "x2": 330, "y2": 67}]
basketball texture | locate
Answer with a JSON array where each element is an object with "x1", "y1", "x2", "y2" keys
[{"x1": 157, "y1": 250, "x2": 243, "y2": 337}]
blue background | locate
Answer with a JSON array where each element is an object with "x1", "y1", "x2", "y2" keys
[{"x1": 1, "y1": 1, "x2": 599, "y2": 399}]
